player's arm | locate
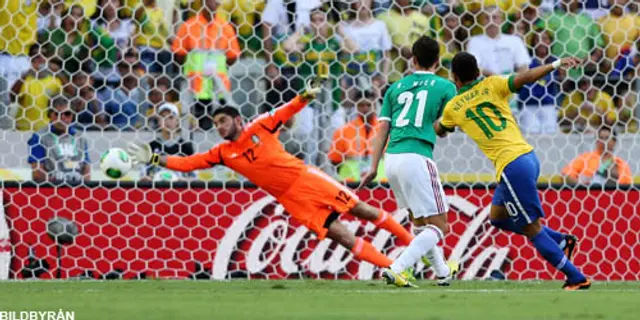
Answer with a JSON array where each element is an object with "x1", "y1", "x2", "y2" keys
[
  {"x1": 434, "y1": 101, "x2": 457, "y2": 137},
  {"x1": 435, "y1": 84, "x2": 458, "y2": 137},
  {"x1": 128, "y1": 143, "x2": 222, "y2": 172},
  {"x1": 511, "y1": 57, "x2": 582, "y2": 91},
  {"x1": 357, "y1": 88, "x2": 392, "y2": 190},
  {"x1": 357, "y1": 121, "x2": 389, "y2": 190},
  {"x1": 434, "y1": 122, "x2": 453, "y2": 137}
]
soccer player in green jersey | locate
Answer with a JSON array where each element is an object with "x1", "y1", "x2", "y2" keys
[
  {"x1": 359, "y1": 36, "x2": 459, "y2": 287},
  {"x1": 435, "y1": 52, "x2": 589, "y2": 290}
]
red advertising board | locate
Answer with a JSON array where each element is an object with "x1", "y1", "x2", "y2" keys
[{"x1": 3, "y1": 186, "x2": 640, "y2": 280}]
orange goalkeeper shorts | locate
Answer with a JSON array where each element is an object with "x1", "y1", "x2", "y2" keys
[{"x1": 277, "y1": 167, "x2": 359, "y2": 240}]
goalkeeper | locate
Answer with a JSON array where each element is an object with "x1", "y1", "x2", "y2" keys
[{"x1": 128, "y1": 78, "x2": 414, "y2": 269}]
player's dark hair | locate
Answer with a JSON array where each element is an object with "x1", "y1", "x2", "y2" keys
[
  {"x1": 451, "y1": 52, "x2": 480, "y2": 83},
  {"x1": 412, "y1": 36, "x2": 440, "y2": 69},
  {"x1": 212, "y1": 106, "x2": 241, "y2": 119}
]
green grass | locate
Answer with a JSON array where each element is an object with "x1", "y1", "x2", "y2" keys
[{"x1": 1, "y1": 280, "x2": 639, "y2": 319}]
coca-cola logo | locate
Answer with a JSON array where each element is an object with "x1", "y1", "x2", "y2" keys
[{"x1": 212, "y1": 195, "x2": 509, "y2": 280}]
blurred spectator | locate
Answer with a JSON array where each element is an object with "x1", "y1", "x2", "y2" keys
[
  {"x1": 281, "y1": 7, "x2": 355, "y2": 105},
  {"x1": 0, "y1": 0, "x2": 38, "y2": 99},
  {"x1": 97, "y1": 60, "x2": 146, "y2": 130},
  {"x1": 328, "y1": 90, "x2": 385, "y2": 182},
  {"x1": 141, "y1": 103, "x2": 195, "y2": 181},
  {"x1": 504, "y1": 4, "x2": 541, "y2": 51},
  {"x1": 559, "y1": 79, "x2": 616, "y2": 132},
  {"x1": 219, "y1": 0, "x2": 266, "y2": 53},
  {"x1": 40, "y1": 5, "x2": 92, "y2": 74},
  {"x1": 92, "y1": 0, "x2": 135, "y2": 51},
  {"x1": 331, "y1": 98, "x2": 357, "y2": 135},
  {"x1": 144, "y1": 76, "x2": 183, "y2": 130},
  {"x1": 436, "y1": 9, "x2": 465, "y2": 79},
  {"x1": 262, "y1": 0, "x2": 320, "y2": 114},
  {"x1": 598, "y1": 0, "x2": 640, "y2": 62},
  {"x1": 536, "y1": 0, "x2": 605, "y2": 78},
  {"x1": 172, "y1": 0, "x2": 241, "y2": 130},
  {"x1": 616, "y1": 90, "x2": 639, "y2": 133},
  {"x1": 27, "y1": 95, "x2": 90, "y2": 183},
  {"x1": 65, "y1": 0, "x2": 99, "y2": 18},
  {"x1": 62, "y1": 69, "x2": 91, "y2": 99},
  {"x1": 134, "y1": 0, "x2": 173, "y2": 74},
  {"x1": 37, "y1": 0, "x2": 64, "y2": 33},
  {"x1": 262, "y1": 0, "x2": 320, "y2": 80},
  {"x1": 562, "y1": 126, "x2": 632, "y2": 186},
  {"x1": 467, "y1": 6, "x2": 531, "y2": 77},
  {"x1": 11, "y1": 44, "x2": 63, "y2": 131},
  {"x1": 338, "y1": 0, "x2": 392, "y2": 91},
  {"x1": 377, "y1": 0, "x2": 430, "y2": 83},
  {"x1": 518, "y1": 31, "x2": 561, "y2": 134},
  {"x1": 282, "y1": 7, "x2": 354, "y2": 77},
  {"x1": 71, "y1": 86, "x2": 107, "y2": 131},
  {"x1": 89, "y1": 0, "x2": 130, "y2": 80},
  {"x1": 611, "y1": 41, "x2": 640, "y2": 80}
]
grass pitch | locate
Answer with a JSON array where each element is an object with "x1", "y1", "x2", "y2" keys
[{"x1": 1, "y1": 280, "x2": 639, "y2": 319}]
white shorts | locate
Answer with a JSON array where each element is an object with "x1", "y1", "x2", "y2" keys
[{"x1": 384, "y1": 153, "x2": 448, "y2": 218}]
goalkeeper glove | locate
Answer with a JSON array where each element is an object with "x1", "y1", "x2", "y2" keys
[
  {"x1": 127, "y1": 142, "x2": 159, "y2": 165},
  {"x1": 300, "y1": 76, "x2": 325, "y2": 100}
]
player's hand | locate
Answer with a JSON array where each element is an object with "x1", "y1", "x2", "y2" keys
[
  {"x1": 559, "y1": 57, "x2": 583, "y2": 69},
  {"x1": 357, "y1": 169, "x2": 378, "y2": 191},
  {"x1": 127, "y1": 142, "x2": 153, "y2": 165},
  {"x1": 300, "y1": 76, "x2": 325, "y2": 100}
]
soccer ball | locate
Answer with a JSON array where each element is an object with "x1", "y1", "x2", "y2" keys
[{"x1": 100, "y1": 148, "x2": 132, "y2": 179}]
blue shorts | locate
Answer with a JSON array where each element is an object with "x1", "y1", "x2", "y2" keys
[{"x1": 492, "y1": 151, "x2": 545, "y2": 227}]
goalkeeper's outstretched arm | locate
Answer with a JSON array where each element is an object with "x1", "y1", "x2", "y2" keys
[
  {"x1": 511, "y1": 57, "x2": 582, "y2": 91},
  {"x1": 128, "y1": 143, "x2": 221, "y2": 172}
]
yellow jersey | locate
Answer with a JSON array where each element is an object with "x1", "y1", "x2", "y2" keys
[
  {"x1": 15, "y1": 73, "x2": 62, "y2": 131},
  {"x1": 0, "y1": 0, "x2": 38, "y2": 55},
  {"x1": 65, "y1": 0, "x2": 98, "y2": 18},
  {"x1": 598, "y1": 14, "x2": 640, "y2": 60},
  {"x1": 377, "y1": 10, "x2": 430, "y2": 82},
  {"x1": 440, "y1": 75, "x2": 533, "y2": 180}
]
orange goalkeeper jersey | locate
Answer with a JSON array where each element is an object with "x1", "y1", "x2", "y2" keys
[{"x1": 166, "y1": 96, "x2": 309, "y2": 198}]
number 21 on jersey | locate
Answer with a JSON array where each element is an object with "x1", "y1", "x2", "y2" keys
[{"x1": 396, "y1": 90, "x2": 428, "y2": 127}]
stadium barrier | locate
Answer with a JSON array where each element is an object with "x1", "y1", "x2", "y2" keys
[{"x1": 2, "y1": 181, "x2": 639, "y2": 280}]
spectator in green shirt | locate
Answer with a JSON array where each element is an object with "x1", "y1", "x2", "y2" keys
[
  {"x1": 282, "y1": 7, "x2": 353, "y2": 81},
  {"x1": 282, "y1": 7, "x2": 356, "y2": 107},
  {"x1": 40, "y1": 4, "x2": 118, "y2": 75},
  {"x1": 536, "y1": 0, "x2": 605, "y2": 78},
  {"x1": 40, "y1": 5, "x2": 91, "y2": 74}
]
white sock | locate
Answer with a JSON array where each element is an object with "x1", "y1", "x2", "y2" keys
[
  {"x1": 425, "y1": 246, "x2": 450, "y2": 278},
  {"x1": 390, "y1": 225, "x2": 442, "y2": 273}
]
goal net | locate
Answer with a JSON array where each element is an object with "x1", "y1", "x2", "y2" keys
[{"x1": 0, "y1": 0, "x2": 639, "y2": 281}]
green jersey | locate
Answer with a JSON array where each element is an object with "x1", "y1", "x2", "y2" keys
[{"x1": 379, "y1": 71, "x2": 457, "y2": 158}]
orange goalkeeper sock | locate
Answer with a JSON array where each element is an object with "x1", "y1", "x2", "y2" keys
[
  {"x1": 351, "y1": 237, "x2": 392, "y2": 268},
  {"x1": 374, "y1": 211, "x2": 414, "y2": 246}
]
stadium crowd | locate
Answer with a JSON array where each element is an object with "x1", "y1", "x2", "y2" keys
[{"x1": 0, "y1": 0, "x2": 638, "y2": 184}]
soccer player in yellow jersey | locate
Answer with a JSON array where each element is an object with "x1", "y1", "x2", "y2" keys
[{"x1": 435, "y1": 52, "x2": 591, "y2": 290}]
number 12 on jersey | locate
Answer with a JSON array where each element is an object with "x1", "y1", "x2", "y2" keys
[{"x1": 396, "y1": 90, "x2": 429, "y2": 127}]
